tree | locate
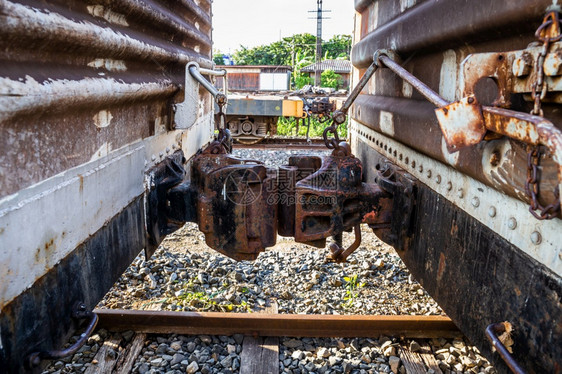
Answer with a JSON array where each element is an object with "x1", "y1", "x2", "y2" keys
[
  {"x1": 231, "y1": 33, "x2": 351, "y2": 66},
  {"x1": 321, "y1": 70, "x2": 343, "y2": 89}
]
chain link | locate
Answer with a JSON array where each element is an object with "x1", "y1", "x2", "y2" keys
[
  {"x1": 525, "y1": 11, "x2": 562, "y2": 219},
  {"x1": 214, "y1": 101, "x2": 232, "y2": 153}
]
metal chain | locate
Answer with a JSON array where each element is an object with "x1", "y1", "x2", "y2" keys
[
  {"x1": 215, "y1": 101, "x2": 232, "y2": 153},
  {"x1": 525, "y1": 10, "x2": 562, "y2": 219}
]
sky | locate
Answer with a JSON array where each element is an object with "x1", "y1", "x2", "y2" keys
[{"x1": 212, "y1": 0, "x2": 355, "y2": 53}]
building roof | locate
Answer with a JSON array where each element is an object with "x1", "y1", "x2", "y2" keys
[
  {"x1": 217, "y1": 65, "x2": 292, "y2": 71},
  {"x1": 301, "y1": 60, "x2": 352, "y2": 74}
]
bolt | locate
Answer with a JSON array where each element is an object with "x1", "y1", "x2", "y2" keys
[
  {"x1": 512, "y1": 53, "x2": 533, "y2": 77},
  {"x1": 457, "y1": 188, "x2": 464, "y2": 198},
  {"x1": 419, "y1": 165, "x2": 423, "y2": 173},
  {"x1": 427, "y1": 170, "x2": 432, "y2": 178},
  {"x1": 530, "y1": 231, "x2": 542, "y2": 245},
  {"x1": 467, "y1": 96, "x2": 474, "y2": 104},
  {"x1": 446, "y1": 182, "x2": 452, "y2": 191},
  {"x1": 507, "y1": 217, "x2": 517, "y2": 230},
  {"x1": 489, "y1": 206, "x2": 497, "y2": 217},
  {"x1": 471, "y1": 197, "x2": 480, "y2": 207},
  {"x1": 435, "y1": 175, "x2": 442, "y2": 184}
]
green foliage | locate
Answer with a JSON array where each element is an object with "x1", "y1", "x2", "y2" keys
[
  {"x1": 230, "y1": 33, "x2": 351, "y2": 89},
  {"x1": 155, "y1": 277, "x2": 252, "y2": 313},
  {"x1": 321, "y1": 70, "x2": 343, "y2": 89},
  {"x1": 232, "y1": 34, "x2": 350, "y2": 62},
  {"x1": 213, "y1": 49, "x2": 226, "y2": 65},
  {"x1": 277, "y1": 116, "x2": 347, "y2": 139},
  {"x1": 342, "y1": 274, "x2": 365, "y2": 308},
  {"x1": 294, "y1": 74, "x2": 313, "y2": 89},
  {"x1": 213, "y1": 54, "x2": 225, "y2": 65}
]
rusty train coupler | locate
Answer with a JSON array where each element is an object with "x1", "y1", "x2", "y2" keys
[{"x1": 146, "y1": 139, "x2": 416, "y2": 262}]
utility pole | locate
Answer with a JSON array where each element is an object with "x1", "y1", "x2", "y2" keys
[{"x1": 308, "y1": 0, "x2": 331, "y2": 86}]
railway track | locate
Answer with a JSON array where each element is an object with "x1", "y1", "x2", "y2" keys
[
  {"x1": 95, "y1": 309, "x2": 460, "y2": 339},
  {"x1": 77, "y1": 308, "x2": 463, "y2": 374},
  {"x1": 232, "y1": 137, "x2": 327, "y2": 150}
]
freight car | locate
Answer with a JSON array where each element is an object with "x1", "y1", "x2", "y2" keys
[
  {"x1": 348, "y1": 0, "x2": 562, "y2": 373},
  {"x1": 222, "y1": 94, "x2": 306, "y2": 144},
  {"x1": 1, "y1": 1, "x2": 561, "y2": 374}
]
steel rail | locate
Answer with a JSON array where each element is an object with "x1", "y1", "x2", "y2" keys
[{"x1": 94, "y1": 309, "x2": 460, "y2": 338}]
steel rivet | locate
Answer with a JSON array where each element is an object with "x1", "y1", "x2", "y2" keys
[
  {"x1": 435, "y1": 175, "x2": 441, "y2": 184},
  {"x1": 419, "y1": 165, "x2": 423, "y2": 173},
  {"x1": 471, "y1": 197, "x2": 480, "y2": 207},
  {"x1": 507, "y1": 217, "x2": 517, "y2": 230},
  {"x1": 530, "y1": 231, "x2": 542, "y2": 245},
  {"x1": 488, "y1": 206, "x2": 497, "y2": 217},
  {"x1": 166, "y1": 147, "x2": 171, "y2": 153},
  {"x1": 446, "y1": 182, "x2": 452, "y2": 191},
  {"x1": 427, "y1": 170, "x2": 432, "y2": 178},
  {"x1": 457, "y1": 188, "x2": 464, "y2": 198},
  {"x1": 151, "y1": 155, "x2": 156, "y2": 161},
  {"x1": 159, "y1": 152, "x2": 164, "y2": 158}
]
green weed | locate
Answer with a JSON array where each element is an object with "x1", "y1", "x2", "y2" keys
[
  {"x1": 277, "y1": 116, "x2": 348, "y2": 139},
  {"x1": 342, "y1": 274, "x2": 365, "y2": 308}
]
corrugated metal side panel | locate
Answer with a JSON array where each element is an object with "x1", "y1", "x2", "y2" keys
[
  {"x1": 0, "y1": 0, "x2": 213, "y2": 198},
  {"x1": 351, "y1": 0, "x2": 561, "y2": 208},
  {"x1": 228, "y1": 72, "x2": 261, "y2": 91},
  {"x1": 0, "y1": 1, "x2": 214, "y2": 371}
]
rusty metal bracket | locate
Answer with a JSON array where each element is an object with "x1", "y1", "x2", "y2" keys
[
  {"x1": 26, "y1": 303, "x2": 98, "y2": 368},
  {"x1": 370, "y1": 162, "x2": 417, "y2": 251},
  {"x1": 174, "y1": 62, "x2": 227, "y2": 130},
  {"x1": 375, "y1": 50, "x2": 562, "y2": 219}
]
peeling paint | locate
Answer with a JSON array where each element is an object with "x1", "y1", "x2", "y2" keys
[
  {"x1": 379, "y1": 110, "x2": 395, "y2": 136},
  {"x1": 441, "y1": 137, "x2": 460, "y2": 166},
  {"x1": 402, "y1": 81, "x2": 413, "y2": 98},
  {"x1": 0, "y1": 75, "x2": 175, "y2": 123},
  {"x1": 93, "y1": 110, "x2": 113, "y2": 128},
  {"x1": 439, "y1": 50, "x2": 458, "y2": 102},
  {"x1": 87, "y1": 59, "x2": 128, "y2": 72},
  {"x1": 86, "y1": 5, "x2": 129, "y2": 26},
  {"x1": 400, "y1": 0, "x2": 416, "y2": 12}
]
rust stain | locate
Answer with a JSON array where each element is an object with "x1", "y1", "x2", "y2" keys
[
  {"x1": 450, "y1": 223, "x2": 458, "y2": 236},
  {"x1": 514, "y1": 286, "x2": 522, "y2": 297},
  {"x1": 437, "y1": 252, "x2": 446, "y2": 282},
  {"x1": 78, "y1": 174, "x2": 84, "y2": 193},
  {"x1": 44, "y1": 238, "x2": 55, "y2": 251}
]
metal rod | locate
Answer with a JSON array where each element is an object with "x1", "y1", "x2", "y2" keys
[
  {"x1": 485, "y1": 323, "x2": 527, "y2": 374},
  {"x1": 341, "y1": 61, "x2": 379, "y2": 114},
  {"x1": 188, "y1": 62, "x2": 220, "y2": 98},
  {"x1": 378, "y1": 54, "x2": 449, "y2": 107},
  {"x1": 27, "y1": 310, "x2": 99, "y2": 367},
  {"x1": 95, "y1": 309, "x2": 460, "y2": 338},
  {"x1": 199, "y1": 67, "x2": 227, "y2": 76}
]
